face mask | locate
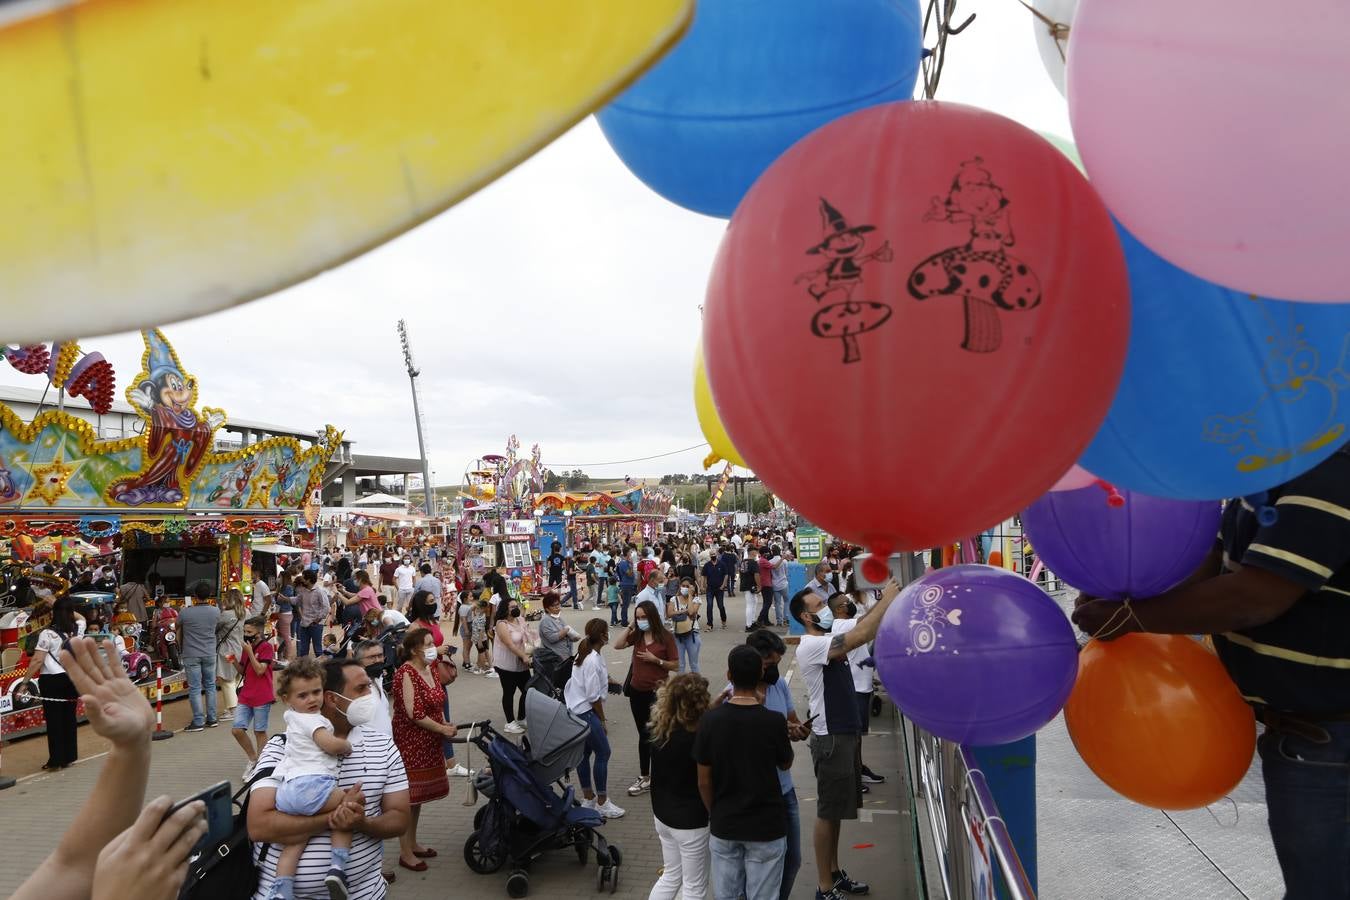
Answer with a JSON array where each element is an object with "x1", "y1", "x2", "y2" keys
[
  {"x1": 813, "y1": 607, "x2": 835, "y2": 630},
  {"x1": 364, "y1": 662, "x2": 385, "y2": 681},
  {"x1": 422, "y1": 647, "x2": 438, "y2": 662},
  {"x1": 679, "y1": 587, "x2": 690, "y2": 596},
  {"x1": 636, "y1": 620, "x2": 651, "y2": 632},
  {"x1": 845, "y1": 601, "x2": 858, "y2": 618},
  {"x1": 509, "y1": 607, "x2": 521, "y2": 618},
  {"x1": 762, "y1": 663, "x2": 781, "y2": 686},
  {"x1": 336, "y1": 692, "x2": 378, "y2": 727}
]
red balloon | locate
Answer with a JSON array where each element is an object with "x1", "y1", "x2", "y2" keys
[{"x1": 703, "y1": 101, "x2": 1129, "y2": 553}]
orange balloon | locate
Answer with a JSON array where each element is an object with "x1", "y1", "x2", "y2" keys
[
  {"x1": 1064, "y1": 633, "x2": 1255, "y2": 810},
  {"x1": 987, "y1": 550, "x2": 1004, "y2": 568}
]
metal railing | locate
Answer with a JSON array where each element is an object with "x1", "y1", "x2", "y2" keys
[{"x1": 904, "y1": 716, "x2": 1035, "y2": 900}]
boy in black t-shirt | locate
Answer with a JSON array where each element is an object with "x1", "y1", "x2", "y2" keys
[{"x1": 694, "y1": 646, "x2": 793, "y2": 900}]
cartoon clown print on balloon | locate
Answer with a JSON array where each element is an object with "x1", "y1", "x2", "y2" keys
[
  {"x1": 908, "y1": 158, "x2": 1042, "y2": 353},
  {"x1": 108, "y1": 329, "x2": 227, "y2": 506},
  {"x1": 796, "y1": 198, "x2": 894, "y2": 364}
]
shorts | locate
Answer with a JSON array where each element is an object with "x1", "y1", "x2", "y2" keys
[
  {"x1": 232, "y1": 703, "x2": 272, "y2": 732},
  {"x1": 809, "y1": 732, "x2": 861, "y2": 821},
  {"x1": 276, "y1": 774, "x2": 339, "y2": 816}
]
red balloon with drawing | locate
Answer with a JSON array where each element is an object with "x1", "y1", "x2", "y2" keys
[{"x1": 703, "y1": 100, "x2": 1129, "y2": 553}]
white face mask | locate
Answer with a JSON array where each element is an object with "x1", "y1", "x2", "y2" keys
[
  {"x1": 422, "y1": 647, "x2": 438, "y2": 663},
  {"x1": 335, "y1": 692, "x2": 378, "y2": 727}
]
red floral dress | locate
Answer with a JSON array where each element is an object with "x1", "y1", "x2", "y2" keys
[{"x1": 392, "y1": 662, "x2": 450, "y2": 806}]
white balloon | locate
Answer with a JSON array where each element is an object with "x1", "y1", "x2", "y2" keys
[{"x1": 1031, "y1": 0, "x2": 1078, "y2": 96}]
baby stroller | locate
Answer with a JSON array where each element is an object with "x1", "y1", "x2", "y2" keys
[
  {"x1": 526, "y1": 645, "x2": 572, "y2": 700},
  {"x1": 463, "y1": 691, "x2": 621, "y2": 897}
]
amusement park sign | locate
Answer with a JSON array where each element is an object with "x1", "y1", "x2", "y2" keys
[{"x1": 504, "y1": 519, "x2": 536, "y2": 536}]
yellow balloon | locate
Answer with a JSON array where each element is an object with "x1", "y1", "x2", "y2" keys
[
  {"x1": 693, "y1": 344, "x2": 746, "y2": 470},
  {"x1": 0, "y1": 0, "x2": 692, "y2": 341}
]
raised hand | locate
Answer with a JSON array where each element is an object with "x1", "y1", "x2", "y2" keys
[{"x1": 65, "y1": 637, "x2": 155, "y2": 747}]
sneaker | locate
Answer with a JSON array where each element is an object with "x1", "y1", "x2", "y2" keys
[
  {"x1": 580, "y1": 797, "x2": 598, "y2": 811},
  {"x1": 596, "y1": 800, "x2": 626, "y2": 819},
  {"x1": 861, "y1": 770, "x2": 885, "y2": 785},
  {"x1": 183, "y1": 722, "x2": 205, "y2": 733},
  {"x1": 244, "y1": 761, "x2": 257, "y2": 782},
  {"x1": 324, "y1": 868, "x2": 350, "y2": 900},
  {"x1": 447, "y1": 764, "x2": 472, "y2": 777},
  {"x1": 815, "y1": 889, "x2": 847, "y2": 900},
  {"x1": 626, "y1": 775, "x2": 650, "y2": 797},
  {"x1": 860, "y1": 784, "x2": 870, "y2": 794},
  {"x1": 832, "y1": 870, "x2": 869, "y2": 895},
  {"x1": 486, "y1": 670, "x2": 499, "y2": 679},
  {"x1": 205, "y1": 719, "x2": 220, "y2": 728},
  {"x1": 503, "y1": 721, "x2": 525, "y2": 735}
]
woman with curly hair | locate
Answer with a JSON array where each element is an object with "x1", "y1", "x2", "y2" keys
[{"x1": 647, "y1": 672, "x2": 711, "y2": 900}]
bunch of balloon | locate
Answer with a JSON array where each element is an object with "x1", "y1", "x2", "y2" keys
[
  {"x1": 874, "y1": 566, "x2": 1078, "y2": 746},
  {"x1": 1065, "y1": 634, "x2": 1255, "y2": 809},
  {"x1": 596, "y1": 0, "x2": 923, "y2": 217},
  {"x1": 1019, "y1": 487, "x2": 1220, "y2": 600},
  {"x1": 1079, "y1": 225, "x2": 1350, "y2": 501},
  {"x1": 692, "y1": 344, "x2": 745, "y2": 469},
  {"x1": 701, "y1": 100, "x2": 1131, "y2": 561},
  {"x1": 1069, "y1": 0, "x2": 1350, "y2": 302}
]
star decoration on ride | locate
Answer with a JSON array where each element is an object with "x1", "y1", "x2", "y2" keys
[{"x1": 24, "y1": 452, "x2": 84, "y2": 505}]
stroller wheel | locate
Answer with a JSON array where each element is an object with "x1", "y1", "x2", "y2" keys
[
  {"x1": 506, "y1": 869, "x2": 529, "y2": 898},
  {"x1": 609, "y1": 863, "x2": 620, "y2": 894},
  {"x1": 596, "y1": 866, "x2": 607, "y2": 892},
  {"x1": 463, "y1": 832, "x2": 507, "y2": 875},
  {"x1": 606, "y1": 845, "x2": 623, "y2": 867}
]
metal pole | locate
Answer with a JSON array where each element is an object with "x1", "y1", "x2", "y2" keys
[{"x1": 397, "y1": 321, "x2": 436, "y2": 517}]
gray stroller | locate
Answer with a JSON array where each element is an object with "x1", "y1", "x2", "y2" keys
[{"x1": 465, "y1": 690, "x2": 620, "y2": 896}]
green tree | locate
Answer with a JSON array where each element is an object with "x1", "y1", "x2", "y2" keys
[
  {"x1": 565, "y1": 469, "x2": 589, "y2": 490},
  {"x1": 689, "y1": 489, "x2": 711, "y2": 512},
  {"x1": 542, "y1": 468, "x2": 563, "y2": 492}
]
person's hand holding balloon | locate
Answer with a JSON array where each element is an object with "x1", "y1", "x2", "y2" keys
[{"x1": 1071, "y1": 596, "x2": 1140, "y2": 641}]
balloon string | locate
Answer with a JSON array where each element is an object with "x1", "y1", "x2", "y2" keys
[
  {"x1": 1204, "y1": 795, "x2": 1240, "y2": 828},
  {"x1": 1011, "y1": 0, "x2": 1070, "y2": 60},
  {"x1": 1087, "y1": 599, "x2": 1144, "y2": 641}
]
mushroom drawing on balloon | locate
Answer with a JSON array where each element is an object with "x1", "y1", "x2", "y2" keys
[
  {"x1": 907, "y1": 158, "x2": 1041, "y2": 353},
  {"x1": 796, "y1": 198, "x2": 893, "y2": 364}
]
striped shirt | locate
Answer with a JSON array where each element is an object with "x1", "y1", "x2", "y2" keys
[
  {"x1": 250, "y1": 727, "x2": 408, "y2": 900},
  {"x1": 1213, "y1": 447, "x2": 1350, "y2": 714}
]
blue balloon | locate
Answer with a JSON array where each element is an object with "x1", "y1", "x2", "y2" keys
[
  {"x1": 1081, "y1": 225, "x2": 1350, "y2": 499},
  {"x1": 595, "y1": 0, "x2": 922, "y2": 218}
]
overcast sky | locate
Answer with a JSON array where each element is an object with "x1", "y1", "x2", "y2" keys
[{"x1": 0, "y1": 2, "x2": 1071, "y2": 486}]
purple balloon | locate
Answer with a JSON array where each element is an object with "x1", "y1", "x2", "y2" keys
[
  {"x1": 875, "y1": 565, "x2": 1077, "y2": 746},
  {"x1": 1020, "y1": 486, "x2": 1220, "y2": 601}
]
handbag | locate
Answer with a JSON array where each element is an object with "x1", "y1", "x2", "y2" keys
[
  {"x1": 621, "y1": 665, "x2": 633, "y2": 698},
  {"x1": 435, "y1": 656, "x2": 458, "y2": 686}
]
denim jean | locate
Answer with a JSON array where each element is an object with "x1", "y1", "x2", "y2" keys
[
  {"x1": 595, "y1": 578, "x2": 608, "y2": 606},
  {"x1": 296, "y1": 622, "x2": 325, "y2": 658},
  {"x1": 577, "y1": 710, "x2": 611, "y2": 796},
  {"x1": 779, "y1": 789, "x2": 801, "y2": 900},
  {"x1": 1259, "y1": 720, "x2": 1350, "y2": 899},
  {"x1": 709, "y1": 834, "x2": 786, "y2": 900},
  {"x1": 705, "y1": 589, "x2": 725, "y2": 626},
  {"x1": 183, "y1": 655, "x2": 217, "y2": 727},
  {"x1": 773, "y1": 589, "x2": 787, "y2": 626},
  {"x1": 567, "y1": 574, "x2": 579, "y2": 607},
  {"x1": 619, "y1": 585, "x2": 636, "y2": 626},
  {"x1": 676, "y1": 632, "x2": 701, "y2": 673}
]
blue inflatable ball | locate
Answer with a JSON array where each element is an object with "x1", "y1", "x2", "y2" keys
[
  {"x1": 595, "y1": 0, "x2": 923, "y2": 218},
  {"x1": 1081, "y1": 225, "x2": 1350, "y2": 500}
]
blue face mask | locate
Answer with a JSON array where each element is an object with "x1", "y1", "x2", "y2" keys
[
  {"x1": 813, "y1": 607, "x2": 834, "y2": 631},
  {"x1": 636, "y1": 620, "x2": 651, "y2": 632}
]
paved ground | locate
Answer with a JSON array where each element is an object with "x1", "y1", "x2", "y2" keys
[{"x1": 0, "y1": 601, "x2": 911, "y2": 899}]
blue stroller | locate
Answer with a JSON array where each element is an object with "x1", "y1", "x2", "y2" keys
[{"x1": 462, "y1": 690, "x2": 622, "y2": 896}]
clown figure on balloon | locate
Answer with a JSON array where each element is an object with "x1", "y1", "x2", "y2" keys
[
  {"x1": 796, "y1": 198, "x2": 894, "y2": 364},
  {"x1": 908, "y1": 158, "x2": 1042, "y2": 353},
  {"x1": 108, "y1": 329, "x2": 226, "y2": 507}
]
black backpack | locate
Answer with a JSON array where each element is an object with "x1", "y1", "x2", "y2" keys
[{"x1": 179, "y1": 735, "x2": 285, "y2": 900}]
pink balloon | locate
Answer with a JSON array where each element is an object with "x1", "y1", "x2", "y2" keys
[
  {"x1": 1049, "y1": 464, "x2": 1097, "y2": 492},
  {"x1": 1068, "y1": 0, "x2": 1350, "y2": 303}
]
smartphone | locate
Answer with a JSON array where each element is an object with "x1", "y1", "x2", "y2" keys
[{"x1": 165, "y1": 781, "x2": 232, "y2": 855}]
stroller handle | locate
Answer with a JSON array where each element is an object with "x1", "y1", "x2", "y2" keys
[{"x1": 445, "y1": 719, "x2": 493, "y2": 744}]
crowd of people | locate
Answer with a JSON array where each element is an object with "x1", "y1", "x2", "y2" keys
[{"x1": 12, "y1": 522, "x2": 906, "y2": 900}]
